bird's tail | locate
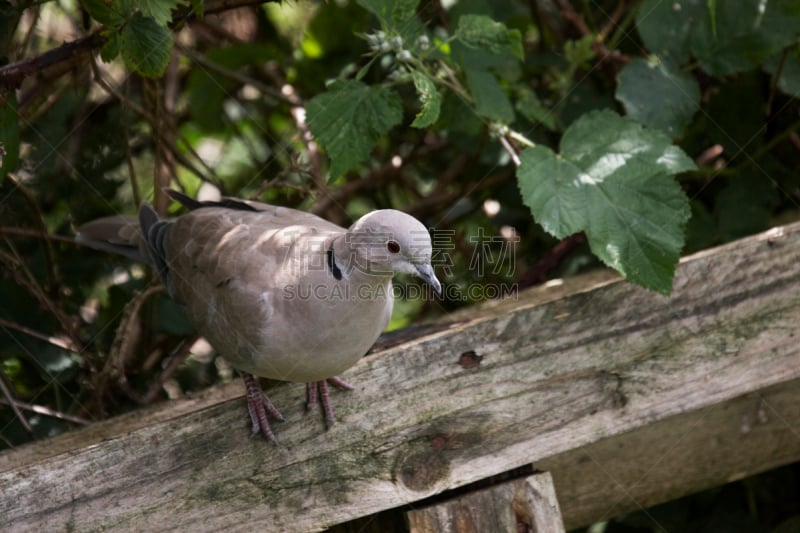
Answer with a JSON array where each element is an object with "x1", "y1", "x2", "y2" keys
[
  {"x1": 75, "y1": 215, "x2": 145, "y2": 262},
  {"x1": 77, "y1": 204, "x2": 175, "y2": 295}
]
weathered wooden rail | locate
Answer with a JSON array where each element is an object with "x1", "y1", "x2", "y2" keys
[{"x1": 2, "y1": 222, "x2": 800, "y2": 531}]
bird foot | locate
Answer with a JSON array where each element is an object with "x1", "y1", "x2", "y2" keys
[
  {"x1": 242, "y1": 373, "x2": 285, "y2": 443},
  {"x1": 306, "y1": 376, "x2": 355, "y2": 428}
]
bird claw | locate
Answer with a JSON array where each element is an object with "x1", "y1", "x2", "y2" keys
[
  {"x1": 306, "y1": 376, "x2": 354, "y2": 428},
  {"x1": 242, "y1": 373, "x2": 284, "y2": 443}
]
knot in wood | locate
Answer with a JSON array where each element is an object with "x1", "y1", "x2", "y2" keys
[
  {"x1": 397, "y1": 451, "x2": 450, "y2": 492},
  {"x1": 458, "y1": 350, "x2": 482, "y2": 369}
]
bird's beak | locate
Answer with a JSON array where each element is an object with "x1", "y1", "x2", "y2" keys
[{"x1": 415, "y1": 263, "x2": 442, "y2": 297}]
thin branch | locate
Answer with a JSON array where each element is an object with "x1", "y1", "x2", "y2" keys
[
  {"x1": 554, "y1": 0, "x2": 630, "y2": 65},
  {"x1": 91, "y1": 59, "x2": 221, "y2": 189},
  {"x1": 122, "y1": 79, "x2": 142, "y2": 207},
  {"x1": 176, "y1": 44, "x2": 291, "y2": 105},
  {"x1": 406, "y1": 170, "x2": 515, "y2": 219},
  {"x1": 143, "y1": 337, "x2": 197, "y2": 404},
  {"x1": 0, "y1": 32, "x2": 105, "y2": 89},
  {"x1": 0, "y1": 1, "x2": 282, "y2": 89},
  {"x1": 0, "y1": 248, "x2": 80, "y2": 350},
  {"x1": 0, "y1": 398, "x2": 91, "y2": 425},
  {"x1": 0, "y1": 368, "x2": 33, "y2": 436},
  {"x1": 499, "y1": 135, "x2": 521, "y2": 167},
  {"x1": 598, "y1": 0, "x2": 627, "y2": 42},
  {"x1": 767, "y1": 47, "x2": 790, "y2": 115},
  {"x1": 0, "y1": 226, "x2": 76, "y2": 243},
  {"x1": 0, "y1": 316, "x2": 80, "y2": 352},
  {"x1": 6, "y1": 173, "x2": 62, "y2": 290},
  {"x1": 517, "y1": 233, "x2": 587, "y2": 289}
]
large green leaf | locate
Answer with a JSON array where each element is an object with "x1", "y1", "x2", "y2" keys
[
  {"x1": 120, "y1": 11, "x2": 174, "y2": 78},
  {"x1": 615, "y1": 58, "x2": 700, "y2": 138},
  {"x1": 517, "y1": 110, "x2": 695, "y2": 294},
  {"x1": 307, "y1": 80, "x2": 403, "y2": 178}
]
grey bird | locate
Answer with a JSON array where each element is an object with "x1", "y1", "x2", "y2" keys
[{"x1": 77, "y1": 189, "x2": 441, "y2": 442}]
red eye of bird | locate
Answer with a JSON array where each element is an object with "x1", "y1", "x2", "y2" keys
[{"x1": 387, "y1": 240, "x2": 401, "y2": 254}]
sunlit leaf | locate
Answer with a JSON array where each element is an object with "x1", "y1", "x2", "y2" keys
[{"x1": 517, "y1": 110, "x2": 695, "y2": 294}]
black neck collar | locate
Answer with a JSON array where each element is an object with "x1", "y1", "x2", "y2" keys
[{"x1": 326, "y1": 242, "x2": 342, "y2": 281}]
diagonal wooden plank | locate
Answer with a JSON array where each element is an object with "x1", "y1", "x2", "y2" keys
[
  {"x1": 1, "y1": 223, "x2": 799, "y2": 532},
  {"x1": 540, "y1": 375, "x2": 800, "y2": 529}
]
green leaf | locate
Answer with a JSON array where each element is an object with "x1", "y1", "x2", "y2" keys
[
  {"x1": 636, "y1": 0, "x2": 705, "y2": 63},
  {"x1": 357, "y1": 0, "x2": 418, "y2": 28},
  {"x1": 517, "y1": 110, "x2": 695, "y2": 294},
  {"x1": 690, "y1": 0, "x2": 800, "y2": 76},
  {"x1": 307, "y1": 80, "x2": 403, "y2": 178},
  {"x1": 0, "y1": 89, "x2": 19, "y2": 181},
  {"x1": 455, "y1": 15, "x2": 523, "y2": 60},
  {"x1": 81, "y1": 0, "x2": 126, "y2": 26},
  {"x1": 100, "y1": 31, "x2": 121, "y2": 62},
  {"x1": 615, "y1": 57, "x2": 700, "y2": 138},
  {"x1": 138, "y1": 0, "x2": 181, "y2": 26},
  {"x1": 515, "y1": 85, "x2": 557, "y2": 131},
  {"x1": 120, "y1": 12, "x2": 174, "y2": 78},
  {"x1": 465, "y1": 67, "x2": 514, "y2": 123},
  {"x1": 410, "y1": 71, "x2": 441, "y2": 128}
]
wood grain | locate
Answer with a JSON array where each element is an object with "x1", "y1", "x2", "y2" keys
[{"x1": 2, "y1": 223, "x2": 800, "y2": 532}]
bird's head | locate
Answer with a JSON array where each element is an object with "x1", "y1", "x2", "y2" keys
[{"x1": 346, "y1": 209, "x2": 442, "y2": 296}]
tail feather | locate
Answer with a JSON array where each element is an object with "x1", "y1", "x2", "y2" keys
[
  {"x1": 77, "y1": 205, "x2": 176, "y2": 297},
  {"x1": 75, "y1": 215, "x2": 145, "y2": 262}
]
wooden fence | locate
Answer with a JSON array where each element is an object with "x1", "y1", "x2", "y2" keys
[{"x1": 2, "y1": 222, "x2": 800, "y2": 531}]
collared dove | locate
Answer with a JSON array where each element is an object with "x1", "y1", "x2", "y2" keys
[{"x1": 77, "y1": 189, "x2": 441, "y2": 442}]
